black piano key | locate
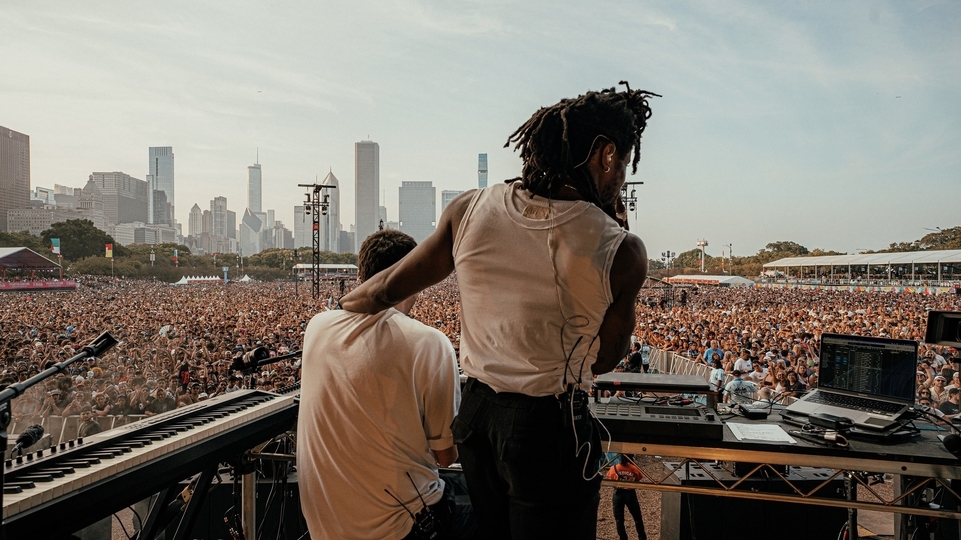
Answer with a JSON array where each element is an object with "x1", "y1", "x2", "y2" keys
[
  {"x1": 19, "y1": 474, "x2": 54, "y2": 482},
  {"x1": 7, "y1": 481, "x2": 35, "y2": 488},
  {"x1": 3, "y1": 485, "x2": 23, "y2": 494},
  {"x1": 120, "y1": 440, "x2": 147, "y2": 448},
  {"x1": 61, "y1": 459, "x2": 99, "y2": 468},
  {"x1": 44, "y1": 466, "x2": 76, "y2": 475}
]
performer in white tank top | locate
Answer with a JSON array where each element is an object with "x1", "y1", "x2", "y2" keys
[{"x1": 342, "y1": 82, "x2": 658, "y2": 539}]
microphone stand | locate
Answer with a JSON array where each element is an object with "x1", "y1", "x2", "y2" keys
[
  {"x1": 0, "y1": 331, "x2": 117, "y2": 540},
  {"x1": 230, "y1": 348, "x2": 303, "y2": 391}
]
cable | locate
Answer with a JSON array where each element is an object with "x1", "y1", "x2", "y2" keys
[
  {"x1": 127, "y1": 504, "x2": 144, "y2": 532},
  {"x1": 112, "y1": 512, "x2": 133, "y2": 540}
]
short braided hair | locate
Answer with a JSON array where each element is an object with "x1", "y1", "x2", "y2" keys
[{"x1": 505, "y1": 81, "x2": 659, "y2": 209}]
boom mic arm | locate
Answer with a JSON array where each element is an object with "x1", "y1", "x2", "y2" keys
[{"x1": 230, "y1": 347, "x2": 303, "y2": 372}]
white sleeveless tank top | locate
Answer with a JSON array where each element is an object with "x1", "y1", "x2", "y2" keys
[{"x1": 452, "y1": 181, "x2": 627, "y2": 396}]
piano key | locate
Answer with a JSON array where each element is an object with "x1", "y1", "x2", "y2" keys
[{"x1": 2, "y1": 390, "x2": 295, "y2": 524}]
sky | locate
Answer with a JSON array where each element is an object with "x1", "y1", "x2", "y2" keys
[{"x1": 2, "y1": 0, "x2": 959, "y2": 259}]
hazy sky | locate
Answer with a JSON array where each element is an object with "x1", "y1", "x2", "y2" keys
[{"x1": 3, "y1": 1, "x2": 959, "y2": 258}]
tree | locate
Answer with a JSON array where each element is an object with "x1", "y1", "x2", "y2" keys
[
  {"x1": 40, "y1": 220, "x2": 128, "y2": 261},
  {"x1": 764, "y1": 241, "x2": 809, "y2": 255},
  {"x1": 0, "y1": 230, "x2": 51, "y2": 254}
]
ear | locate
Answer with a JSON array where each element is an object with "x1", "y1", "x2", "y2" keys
[{"x1": 586, "y1": 141, "x2": 619, "y2": 176}]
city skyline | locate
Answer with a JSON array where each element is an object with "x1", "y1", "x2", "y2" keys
[{"x1": 2, "y1": 2, "x2": 959, "y2": 258}]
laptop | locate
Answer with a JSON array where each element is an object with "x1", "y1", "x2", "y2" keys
[{"x1": 784, "y1": 333, "x2": 918, "y2": 431}]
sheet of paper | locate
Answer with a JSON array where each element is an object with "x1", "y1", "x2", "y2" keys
[{"x1": 727, "y1": 423, "x2": 797, "y2": 443}]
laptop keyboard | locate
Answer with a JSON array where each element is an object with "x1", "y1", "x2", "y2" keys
[{"x1": 808, "y1": 392, "x2": 905, "y2": 414}]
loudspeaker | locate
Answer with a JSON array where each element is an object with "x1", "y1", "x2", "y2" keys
[{"x1": 660, "y1": 463, "x2": 847, "y2": 540}]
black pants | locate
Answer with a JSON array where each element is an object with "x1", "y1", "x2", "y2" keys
[
  {"x1": 612, "y1": 489, "x2": 645, "y2": 540},
  {"x1": 452, "y1": 378, "x2": 602, "y2": 540}
]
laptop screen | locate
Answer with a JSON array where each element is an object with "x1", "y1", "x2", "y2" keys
[{"x1": 817, "y1": 333, "x2": 917, "y2": 403}]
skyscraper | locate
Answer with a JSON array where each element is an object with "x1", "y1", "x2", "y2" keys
[
  {"x1": 148, "y1": 147, "x2": 174, "y2": 225},
  {"x1": 478, "y1": 153, "x2": 488, "y2": 189},
  {"x1": 321, "y1": 171, "x2": 341, "y2": 252},
  {"x1": 248, "y1": 160, "x2": 262, "y2": 214},
  {"x1": 188, "y1": 203, "x2": 203, "y2": 237},
  {"x1": 90, "y1": 172, "x2": 149, "y2": 225},
  {"x1": 441, "y1": 190, "x2": 464, "y2": 212},
  {"x1": 211, "y1": 196, "x2": 227, "y2": 237},
  {"x1": 226, "y1": 210, "x2": 236, "y2": 240},
  {"x1": 293, "y1": 206, "x2": 310, "y2": 249},
  {"x1": 398, "y1": 181, "x2": 435, "y2": 244},
  {"x1": 240, "y1": 208, "x2": 263, "y2": 256},
  {"x1": 0, "y1": 126, "x2": 30, "y2": 232},
  {"x1": 354, "y1": 140, "x2": 379, "y2": 253}
]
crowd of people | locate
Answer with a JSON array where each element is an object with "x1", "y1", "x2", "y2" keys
[{"x1": 2, "y1": 277, "x2": 960, "y2": 431}]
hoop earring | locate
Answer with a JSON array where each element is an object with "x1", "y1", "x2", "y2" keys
[{"x1": 603, "y1": 166, "x2": 611, "y2": 173}]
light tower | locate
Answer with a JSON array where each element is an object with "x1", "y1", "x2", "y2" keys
[
  {"x1": 696, "y1": 239, "x2": 709, "y2": 272},
  {"x1": 300, "y1": 182, "x2": 336, "y2": 299}
]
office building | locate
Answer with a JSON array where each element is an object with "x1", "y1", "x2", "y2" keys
[
  {"x1": 398, "y1": 181, "x2": 435, "y2": 244},
  {"x1": 293, "y1": 206, "x2": 309, "y2": 249},
  {"x1": 148, "y1": 147, "x2": 174, "y2": 225},
  {"x1": 188, "y1": 204, "x2": 203, "y2": 237},
  {"x1": 90, "y1": 172, "x2": 149, "y2": 225},
  {"x1": 239, "y1": 208, "x2": 263, "y2": 256},
  {"x1": 226, "y1": 210, "x2": 236, "y2": 240},
  {"x1": 478, "y1": 153, "x2": 488, "y2": 189},
  {"x1": 320, "y1": 171, "x2": 341, "y2": 252},
  {"x1": 441, "y1": 190, "x2": 464, "y2": 212},
  {"x1": 211, "y1": 196, "x2": 228, "y2": 237},
  {"x1": 354, "y1": 140, "x2": 379, "y2": 252},
  {"x1": 248, "y1": 161, "x2": 262, "y2": 214},
  {"x1": 32, "y1": 186, "x2": 55, "y2": 205},
  {"x1": 0, "y1": 126, "x2": 30, "y2": 232}
]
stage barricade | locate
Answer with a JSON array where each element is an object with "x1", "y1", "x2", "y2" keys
[
  {"x1": 646, "y1": 347, "x2": 763, "y2": 402},
  {"x1": 27, "y1": 415, "x2": 149, "y2": 445}
]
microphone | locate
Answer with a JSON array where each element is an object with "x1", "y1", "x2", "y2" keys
[
  {"x1": 230, "y1": 346, "x2": 270, "y2": 372},
  {"x1": 943, "y1": 433, "x2": 961, "y2": 458},
  {"x1": 12, "y1": 425, "x2": 44, "y2": 454}
]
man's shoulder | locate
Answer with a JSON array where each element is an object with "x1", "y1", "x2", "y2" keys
[{"x1": 391, "y1": 314, "x2": 455, "y2": 351}]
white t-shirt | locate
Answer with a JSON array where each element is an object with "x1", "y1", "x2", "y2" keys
[
  {"x1": 733, "y1": 358, "x2": 753, "y2": 373},
  {"x1": 297, "y1": 308, "x2": 460, "y2": 540}
]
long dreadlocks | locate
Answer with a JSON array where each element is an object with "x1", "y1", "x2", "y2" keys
[{"x1": 504, "y1": 81, "x2": 659, "y2": 213}]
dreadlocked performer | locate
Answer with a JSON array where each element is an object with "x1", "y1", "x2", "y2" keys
[{"x1": 341, "y1": 82, "x2": 657, "y2": 539}]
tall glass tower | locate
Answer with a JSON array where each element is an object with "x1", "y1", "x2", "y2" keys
[
  {"x1": 148, "y1": 146, "x2": 174, "y2": 225},
  {"x1": 354, "y1": 140, "x2": 379, "y2": 253},
  {"x1": 248, "y1": 161, "x2": 262, "y2": 213},
  {"x1": 478, "y1": 153, "x2": 488, "y2": 189}
]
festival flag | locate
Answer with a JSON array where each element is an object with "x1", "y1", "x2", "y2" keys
[
  {"x1": 172, "y1": 249, "x2": 179, "y2": 263},
  {"x1": 105, "y1": 244, "x2": 113, "y2": 258},
  {"x1": 51, "y1": 238, "x2": 60, "y2": 255}
]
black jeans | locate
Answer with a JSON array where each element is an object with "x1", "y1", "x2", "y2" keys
[
  {"x1": 452, "y1": 378, "x2": 602, "y2": 540},
  {"x1": 612, "y1": 489, "x2": 646, "y2": 540}
]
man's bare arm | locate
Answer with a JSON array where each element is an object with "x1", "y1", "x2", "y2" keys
[
  {"x1": 592, "y1": 234, "x2": 647, "y2": 375},
  {"x1": 340, "y1": 190, "x2": 475, "y2": 313},
  {"x1": 432, "y1": 446, "x2": 458, "y2": 468}
]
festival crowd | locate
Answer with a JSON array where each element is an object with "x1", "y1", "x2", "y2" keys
[{"x1": 2, "y1": 277, "x2": 960, "y2": 432}]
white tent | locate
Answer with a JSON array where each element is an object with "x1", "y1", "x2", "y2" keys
[
  {"x1": 666, "y1": 275, "x2": 755, "y2": 287},
  {"x1": 172, "y1": 276, "x2": 222, "y2": 285},
  {"x1": 762, "y1": 249, "x2": 961, "y2": 281}
]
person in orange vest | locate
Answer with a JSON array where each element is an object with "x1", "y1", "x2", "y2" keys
[{"x1": 605, "y1": 455, "x2": 647, "y2": 540}]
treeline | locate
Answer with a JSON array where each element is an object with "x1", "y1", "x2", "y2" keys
[{"x1": 0, "y1": 219, "x2": 357, "y2": 282}]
